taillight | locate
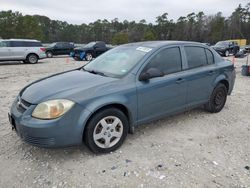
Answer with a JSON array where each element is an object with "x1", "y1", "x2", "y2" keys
[{"x1": 40, "y1": 47, "x2": 46, "y2": 52}]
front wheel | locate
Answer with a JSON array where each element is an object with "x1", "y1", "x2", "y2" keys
[
  {"x1": 205, "y1": 83, "x2": 227, "y2": 113},
  {"x1": 84, "y1": 108, "x2": 129, "y2": 153},
  {"x1": 46, "y1": 51, "x2": 53, "y2": 58}
]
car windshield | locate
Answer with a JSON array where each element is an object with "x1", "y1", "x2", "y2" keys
[
  {"x1": 84, "y1": 42, "x2": 96, "y2": 48},
  {"x1": 215, "y1": 41, "x2": 228, "y2": 47},
  {"x1": 49, "y1": 43, "x2": 56, "y2": 47},
  {"x1": 83, "y1": 45, "x2": 152, "y2": 78}
]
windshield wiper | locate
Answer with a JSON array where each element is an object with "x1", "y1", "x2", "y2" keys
[{"x1": 82, "y1": 68, "x2": 107, "y2": 77}]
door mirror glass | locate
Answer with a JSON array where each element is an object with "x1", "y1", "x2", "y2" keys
[{"x1": 139, "y1": 68, "x2": 164, "y2": 81}]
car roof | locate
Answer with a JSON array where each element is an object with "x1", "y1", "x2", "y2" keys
[
  {"x1": 3, "y1": 39, "x2": 40, "y2": 42},
  {"x1": 122, "y1": 41, "x2": 204, "y2": 48}
]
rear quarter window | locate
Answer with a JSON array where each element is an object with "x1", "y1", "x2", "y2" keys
[
  {"x1": 184, "y1": 46, "x2": 207, "y2": 69},
  {"x1": 205, "y1": 49, "x2": 214, "y2": 65}
]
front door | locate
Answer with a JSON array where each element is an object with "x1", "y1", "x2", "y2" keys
[{"x1": 136, "y1": 46, "x2": 187, "y2": 124}]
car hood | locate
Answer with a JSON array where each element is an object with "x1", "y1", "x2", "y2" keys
[{"x1": 21, "y1": 70, "x2": 117, "y2": 104}]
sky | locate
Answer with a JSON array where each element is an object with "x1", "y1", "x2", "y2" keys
[{"x1": 0, "y1": 0, "x2": 248, "y2": 24}]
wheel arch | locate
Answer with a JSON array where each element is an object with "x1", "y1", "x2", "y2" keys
[
  {"x1": 213, "y1": 75, "x2": 230, "y2": 93},
  {"x1": 82, "y1": 102, "x2": 134, "y2": 141},
  {"x1": 26, "y1": 52, "x2": 39, "y2": 60}
]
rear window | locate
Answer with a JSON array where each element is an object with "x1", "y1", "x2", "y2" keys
[{"x1": 184, "y1": 46, "x2": 207, "y2": 69}]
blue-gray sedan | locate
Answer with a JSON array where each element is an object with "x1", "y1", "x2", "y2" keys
[{"x1": 9, "y1": 41, "x2": 236, "y2": 153}]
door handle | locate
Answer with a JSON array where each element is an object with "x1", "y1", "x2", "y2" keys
[
  {"x1": 176, "y1": 78, "x2": 185, "y2": 84},
  {"x1": 207, "y1": 70, "x2": 215, "y2": 75}
]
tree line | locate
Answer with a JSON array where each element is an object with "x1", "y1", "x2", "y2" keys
[{"x1": 0, "y1": 3, "x2": 249, "y2": 45}]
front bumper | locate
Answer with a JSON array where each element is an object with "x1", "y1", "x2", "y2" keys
[{"x1": 9, "y1": 97, "x2": 92, "y2": 147}]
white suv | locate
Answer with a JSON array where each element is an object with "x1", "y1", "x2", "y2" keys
[{"x1": 0, "y1": 39, "x2": 47, "y2": 64}]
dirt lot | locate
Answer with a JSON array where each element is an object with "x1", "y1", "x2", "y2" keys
[{"x1": 0, "y1": 56, "x2": 249, "y2": 188}]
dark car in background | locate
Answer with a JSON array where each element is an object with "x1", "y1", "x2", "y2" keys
[
  {"x1": 71, "y1": 41, "x2": 111, "y2": 61},
  {"x1": 212, "y1": 41, "x2": 239, "y2": 57},
  {"x1": 45, "y1": 42, "x2": 75, "y2": 58}
]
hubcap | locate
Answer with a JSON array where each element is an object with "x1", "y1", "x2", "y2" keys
[
  {"x1": 93, "y1": 116, "x2": 123, "y2": 149},
  {"x1": 86, "y1": 54, "x2": 92, "y2": 61},
  {"x1": 47, "y1": 52, "x2": 52, "y2": 58},
  {"x1": 29, "y1": 55, "x2": 37, "y2": 63}
]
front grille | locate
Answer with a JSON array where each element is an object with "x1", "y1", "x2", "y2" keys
[
  {"x1": 16, "y1": 97, "x2": 31, "y2": 113},
  {"x1": 22, "y1": 135, "x2": 55, "y2": 147}
]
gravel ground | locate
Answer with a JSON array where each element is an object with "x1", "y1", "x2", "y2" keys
[{"x1": 0, "y1": 55, "x2": 249, "y2": 188}]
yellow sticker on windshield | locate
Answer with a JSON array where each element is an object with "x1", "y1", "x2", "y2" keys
[{"x1": 136, "y1": 47, "x2": 152, "y2": 53}]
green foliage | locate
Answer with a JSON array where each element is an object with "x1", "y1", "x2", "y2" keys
[
  {"x1": 143, "y1": 30, "x2": 157, "y2": 41},
  {"x1": 111, "y1": 32, "x2": 129, "y2": 45},
  {"x1": 0, "y1": 3, "x2": 249, "y2": 44}
]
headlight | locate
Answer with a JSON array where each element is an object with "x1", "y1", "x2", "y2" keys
[{"x1": 32, "y1": 99, "x2": 75, "y2": 120}]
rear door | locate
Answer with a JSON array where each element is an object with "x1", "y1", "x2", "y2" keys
[
  {"x1": 183, "y1": 46, "x2": 218, "y2": 107},
  {"x1": 136, "y1": 46, "x2": 188, "y2": 123},
  {"x1": 10, "y1": 41, "x2": 26, "y2": 59},
  {"x1": 0, "y1": 41, "x2": 11, "y2": 60}
]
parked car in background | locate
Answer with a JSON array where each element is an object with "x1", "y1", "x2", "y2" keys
[
  {"x1": 0, "y1": 39, "x2": 46, "y2": 64},
  {"x1": 45, "y1": 42, "x2": 75, "y2": 58},
  {"x1": 212, "y1": 41, "x2": 240, "y2": 57},
  {"x1": 9, "y1": 41, "x2": 235, "y2": 153},
  {"x1": 71, "y1": 41, "x2": 111, "y2": 61}
]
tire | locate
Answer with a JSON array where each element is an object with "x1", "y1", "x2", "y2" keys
[
  {"x1": 205, "y1": 83, "x2": 228, "y2": 113},
  {"x1": 224, "y1": 50, "x2": 229, "y2": 57},
  {"x1": 85, "y1": 53, "x2": 93, "y2": 61},
  {"x1": 73, "y1": 57, "x2": 81, "y2": 61},
  {"x1": 46, "y1": 51, "x2": 53, "y2": 58},
  {"x1": 84, "y1": 108, "x2": 129, "y2": 153},
  {"x1": 22, "y1": 60, "x2": 28, "y2": 64},
  {"x1": 27, "y1": 54, "x2": 38, "y2": 64}
]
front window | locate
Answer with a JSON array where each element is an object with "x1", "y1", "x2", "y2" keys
[
  {"x1": 83, "y1": 45, "x2": 152, "y2": 78},
  {"x1": 143, "y1": 47, "x2": 182, "y2": 75}
]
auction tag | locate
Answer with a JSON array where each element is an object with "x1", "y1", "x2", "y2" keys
[{"x1": 136, "y1": 47, "x2": 152, "y2": 53}]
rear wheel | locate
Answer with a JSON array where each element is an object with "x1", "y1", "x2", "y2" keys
[
  {"x1": 84, "y1": 108, "x2": 129, "y2": 153},
  {"x1": 27, "y1": 54, "x2": 38, "y2": 64},
  {"x1": 205, "y1": 83, "x2": 227, "y2": 113},
  {"x1": 85, "y1": 53, "x2": 93, "y2": 61}
]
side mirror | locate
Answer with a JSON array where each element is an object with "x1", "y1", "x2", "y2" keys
[{"x1": 139, "y1": 68, "x2": 164, "y2": 81}]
